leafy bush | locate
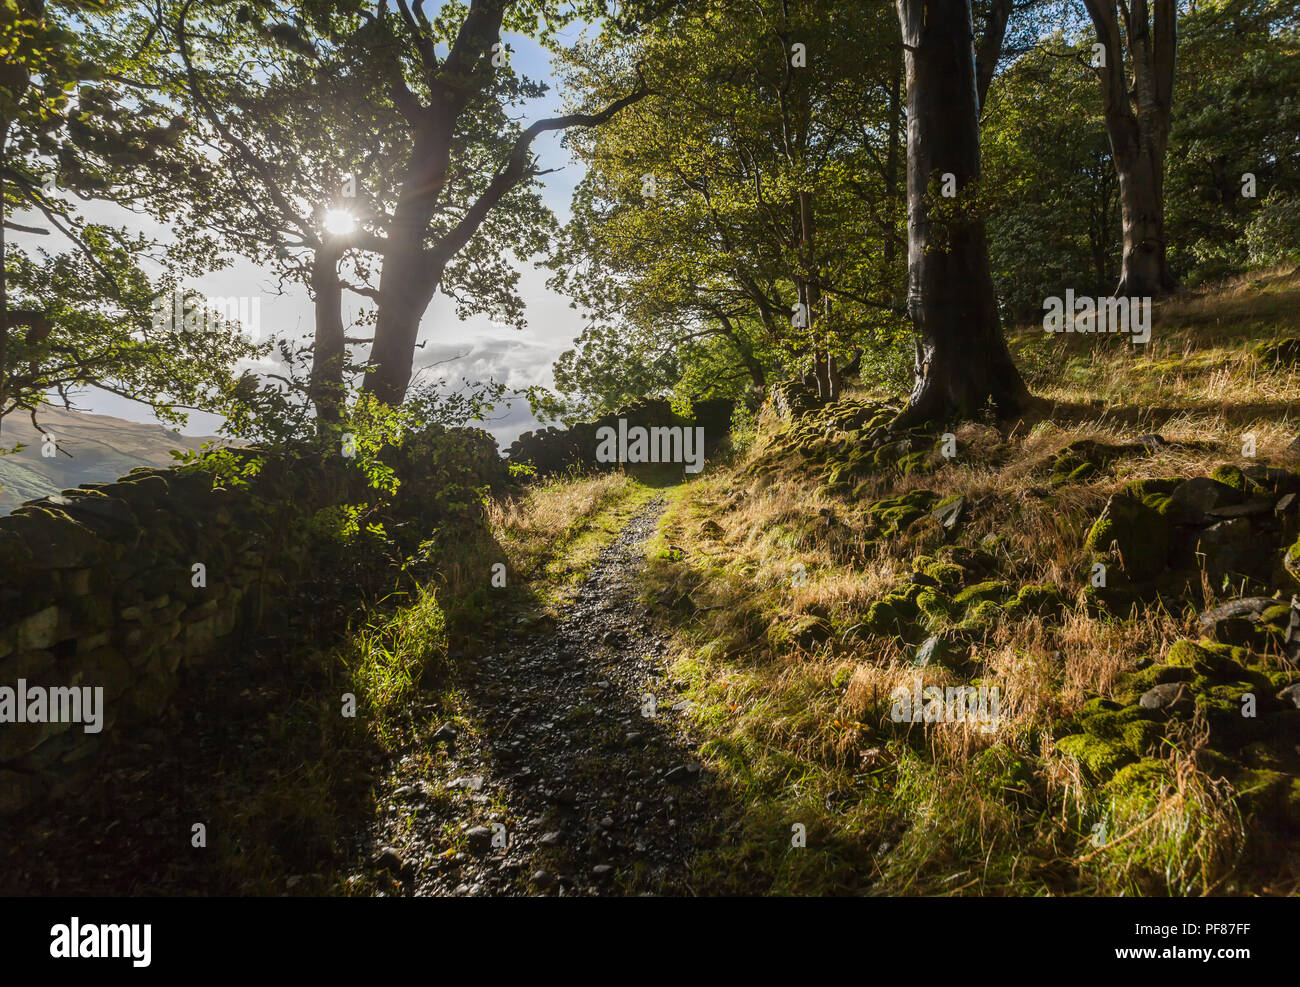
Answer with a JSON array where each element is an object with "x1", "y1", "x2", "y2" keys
[{"x1": 1245, "y1": 191, "x2": 1300, "y2": 268}]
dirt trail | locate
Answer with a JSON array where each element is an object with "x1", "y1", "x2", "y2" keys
[{"x1": 370, "y1": 497, "x2": 727, "y2": 896}]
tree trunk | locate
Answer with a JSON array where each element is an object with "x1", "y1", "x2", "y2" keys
[
  {"x1": 358, "y1": 0, "x2": 640, "y2": 408},
  {"x1": 308, "y1": 244, "x2": 347, "y2": 426},
  {"x1": 827, "y1": 348, "x2": 842, "y2": 399},
  {"x1": 974, "y1": 0, "x2": 1013, "y2": 112},
  {"x1": 883, "y1": 50, "x2": 903, "y2": 282},
  {"x1": 360, "y1": 2, "x2": 504, "y2": 407},
  {"x1": 1112, "y1": 126, "x2": 1175, "y2": 297},
  {"x1": 362, "y1": 114, "x2": 451, "y2": 407},
  {"x1": 798, "y1": 189, "x2": 837, "y2": 401},
  {"x1": 893, "y1": 0, "x2": 1028, "y2": 428},
  {"x1": 0, "y1": 122, "x2": 8, "y2": 431},
  {"x1": 363, "y1": 231, "x2": 441, "y2": 407},
  {"x1": 1084, "y1": 0, "x2": 1178, "y2": 298}
]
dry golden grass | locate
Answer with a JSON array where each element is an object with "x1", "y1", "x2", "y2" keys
[
  {"x1": 487, "y1": 471, "x2": 658, "y2": 608},
  {"x1": 489, "y1": 471, "x2": 636, "y2": 565},
  {"x1": 1015, "y1": 268, "x2": 1300, "y2": 422},
  {"x1": 637, "y1": 270, "x2": 1300, "y2": 894}
]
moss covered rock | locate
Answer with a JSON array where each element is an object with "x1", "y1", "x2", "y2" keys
[
  {"x1": 923, "y1": 561, "x2": 965, "y2": 589},
  {"x1": 1080, "y1": 704, "x2": 1160, "y2": 750},
  {"x1": 1113, "y1": 663, "x2": 1194, "y2": 705},
  {"x1": 959, "y1": 599, "x2": 1004, "y2": 632},
  {"x1": 1084, "y1": 492, "x2": 1170, "y2": 580},
  {"x1": 864, "y1": 593, "x2": 920, "y2": 634},
  {"x1": 1209, "y1": 464, "x2": 1263, "y2": 495},
  {"x1": 868, "y1": 490, "x2": 940, "y2": 536},
  {"x1": 1005, "y1": 583, "x2": 1067, "y2": 616},
  {"x1": 769, "y1": 615, "x2": 832, "y2": 651},
  {"x1": 1122, "y1": 477, "x2": 1183, "y2": 515},
  {"x1": 954, "y1": 580, "x2": 1010, "y2": 606},
  {"x1": 1232, "y1": 768, "x2": 1300, "y2": 822},
  {"x1": 1106, "y1": 758, "x2": 1171, "y2": 800},
  {"x1": 1058, "y1": 733, "x2": 1136, "y2": 779},
  {"x1": 916, "y1": 589, "x2": 959, "y2": 625}
]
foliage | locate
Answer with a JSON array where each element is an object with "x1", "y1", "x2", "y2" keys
[
  {"x1": 1244, "y1": 190, "x2": 1300, "y2": 268},
  {"x1": 1, "y1": 0, "x2": 255, "y2": 428},
  {"x1": 546, "y1": 0, "x2": 906, "y2": 411},
  {"x1": 3, "y1": 227, "x2": 265, "y2": 427},
  {"x1": 1165, "y1": 0, "x2": 1300, "y2": 284},
  {"x1": 981, "y1": 29, "x2": 1120, "y2": 316}
]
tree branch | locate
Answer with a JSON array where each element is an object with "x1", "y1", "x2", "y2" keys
[{"x1": 426, "y1": 82, "x2": 649, "y2": 273}]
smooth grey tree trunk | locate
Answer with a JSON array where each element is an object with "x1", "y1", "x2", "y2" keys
[
  {"x1": 1084, "y1": 0, "x2": 1178, "y2": 297},
  {"x1": 893, "y1": 0, "x2": 1029, "y2": 428}
]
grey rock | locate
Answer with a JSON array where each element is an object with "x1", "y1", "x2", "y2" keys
[
  {"x1": 931, "y1": 496, "x2": 964, "y2": 530},
  {"x1": 914, "y1": 635, "x2": 950, "y2": 668},
  {"x1": 50, "y1": 495, "x2": 136, "y2": 527},
  {"x1": 664, "y1": 763, "x2": 700, "y2": 785},
  {"x1": 1277, "y1": 683, "x2": 1300, "y2": 709},
  {"x1": 530, "y1": 870, "x2": 557, "y2": 890},
  {"x1": 465, "y1": 825, "x2": 494, "y2": 852},
  {"x1": 1285, "y1": 603, "x2": 1300, "y2": 666},
  {"x1": 1166, "y1": 477, "x2": 1242, "y2": 525},
  {"x1": 1196, "y1": 518, "x2": 1272, "y2": 583},
  {"x1": 1205, "y1": 498, "x2": 1275, "y2": 519},
  {"x1": 372, "y1": 847, "x2": 405, "y2": 876},
  {"x1": 1198, "y1": 596, "x2": 1278, "y2": 628},
  {"x1": 1198, "y1": 596, "x2": 1279, "y2": 645},
  {"x1": 1140, "y1": 682, "x2": 1193, "y2": 714}
]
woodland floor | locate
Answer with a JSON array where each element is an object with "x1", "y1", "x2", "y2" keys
[
  {"x1": 362, "y1": 498, "x2": 732, "y2": 896},
  {"x1": 7, "y1": 270, "x2": 1300, "y2": 898},
  {"x1": 0, "y1": 493, "x2": 735, "y2": 897}
]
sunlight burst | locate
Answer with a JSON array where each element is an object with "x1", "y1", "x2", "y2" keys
[{"x1": 323, "y1": 208, "x2": 356, "y2": 235}]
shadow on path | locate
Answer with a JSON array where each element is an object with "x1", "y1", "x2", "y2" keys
[{"x1": 371, "y1": 497, "x2": 734, "y2": 896}]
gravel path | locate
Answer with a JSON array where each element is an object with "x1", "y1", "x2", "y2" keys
[{"x1": 368, "y1": 497, "x2": 726, "y2": 896}]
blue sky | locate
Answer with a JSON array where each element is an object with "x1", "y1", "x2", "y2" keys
[{"x1": 23, "y1": 14, "x2": 594, "y2": 451}]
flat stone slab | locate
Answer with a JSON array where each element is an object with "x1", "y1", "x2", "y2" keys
[
  {"x1": 1204, "y1": 498, "x2": 1276, "y2": 519},
  {"x1": 1197, "y1": 596, "x2": 1280, "y2": 629}
]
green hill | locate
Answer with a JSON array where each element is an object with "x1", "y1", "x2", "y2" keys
[{"x1": 0, "y1": 406, "x2": 222, "y2": 514}]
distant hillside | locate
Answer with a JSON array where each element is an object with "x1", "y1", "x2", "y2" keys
[{"x1": 0, "y1": 406, "x2": 223, "y2": 514}]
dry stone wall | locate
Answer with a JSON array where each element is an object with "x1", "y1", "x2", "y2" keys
[
  {"x1": 506, "y1": 398, "x2": 734, "y2": 477},
  {"x1": 0, "y1": 429, "x2": 506, "y2": 815}
]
